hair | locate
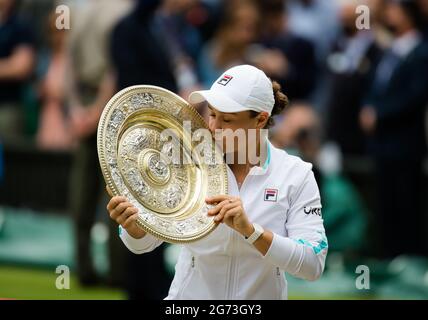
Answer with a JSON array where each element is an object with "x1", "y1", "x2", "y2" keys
[{"x1": 250, "y1": 80, "x2": 289, "y2": 129}]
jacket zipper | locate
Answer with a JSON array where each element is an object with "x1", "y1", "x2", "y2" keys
[
  {"x1": 225, "y1": 166, "x2": 254, "y2": 299},
  {"x1": 227, "y1": 230, "x2": 237, "y2": 299}
]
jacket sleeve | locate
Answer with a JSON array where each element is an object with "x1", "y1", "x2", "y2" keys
[
  {"x1": 119, "y1": 225, "x2": 164, "y2": 254},
  {"x1": 263, "y1": 169, "x2": 328, "y2": 281}
]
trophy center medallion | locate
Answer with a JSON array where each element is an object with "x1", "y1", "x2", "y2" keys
[{"x1": 138, "y1": 149, "x2": 171, "y2": 186}]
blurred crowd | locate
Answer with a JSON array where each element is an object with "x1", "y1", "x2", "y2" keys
[{"x1": 0, "y1": 0, "x2": 427, "y2": 299}]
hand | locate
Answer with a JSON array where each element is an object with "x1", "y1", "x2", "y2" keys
[
  {"x1": 106, "y1": 186, "x2": 146, "y2": 239},
  {"x1": 206, "y1": 195, "x2": 254, "y2": 237},
  {"x1": 359, "y1": 106, "x2": 377, "y2": 134}
]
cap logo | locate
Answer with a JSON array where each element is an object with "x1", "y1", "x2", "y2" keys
[{"x1": 217, "y1": 74, "x2": 233, "y2": 86}]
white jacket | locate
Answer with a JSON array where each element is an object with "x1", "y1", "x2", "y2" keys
[{"x1": 119, "y1": 141, "x2": 328, "y2": 299}]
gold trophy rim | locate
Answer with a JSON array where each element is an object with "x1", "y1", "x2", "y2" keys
[{"x1": 97, "y1": 85, "x2": 228, "y2": 244}]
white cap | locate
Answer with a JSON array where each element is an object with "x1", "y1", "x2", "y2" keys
[{"x1": 189, "y1": 65, "x2": 275, "y2": 115}]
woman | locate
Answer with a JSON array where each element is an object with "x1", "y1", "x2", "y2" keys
[
  {"x1": 107, "y1": 65, "x2": 328, "y2": 299},
  {"x1": 36, "y1": 11, "x2": 74, "y2": 150},
  {"x1": 197, "y1": 0, "x2": 260, "y2": 88}
]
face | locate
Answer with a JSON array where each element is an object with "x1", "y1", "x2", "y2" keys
[
  {"x1": 0, "y1": 0, "x2": 14, "y2": 12},
  {"x1": 274, "y1": 105, "x2": 320, "y2": 161},
  {"x1": 367, "y1": 0, "x2": 388, "y2": 26},
  {"x1": 227, "y1": 4, "x2": 259, "y2": 46},
  {"x1": 385, "y1": 2, "x2": 413, "y2": 35},
  {"x1": 340, "y1": 4, "x2": 359, "y2": 36},
  {"x1": 207, "y1": 105, "x2": 269, "y2": 154}
]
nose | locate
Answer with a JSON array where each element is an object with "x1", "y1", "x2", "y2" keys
[{"x1": 209, "y1": 118, "x2": 223, "y2": 134}]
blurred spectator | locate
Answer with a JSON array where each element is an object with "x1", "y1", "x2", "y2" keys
[
  {"x1": 157, "y1": 0, "x2": 204, "y2": 61},
  {"x1": 66, "y1": 0, "x2": 132, "y2": 286},
  {"x1": 370, "y1": 0, "x2": 395, "y2": 47},
  {"x1": 416, "y1": 0, "x2": 428, "y2": 36},
  {"x1": 287, "y1": 0, "x2": 340, "y2": 63},
  {"x1": 0, "y1": 0, "x2": 35, "y2": 144},
  {"x1": 271, "y1": 103, "x2": 368, "y2": 254},
  {"x1": 156, "y1": 0, "x2": 201, "y2": 98},
  {"x1": 324, "y1": 0, "x2": 383, "y2": 156},
  {"x1": 286, "y1": 0, "x2": 341, "y2": 110},
  {"x1": 110, "y1": 0, "x2": 176, "y2": 300},
  {"x1": 0, "y1": 141, "x2": 3, "y2": 182},
  {"x1": 360, "y1": 0, "x2": 428, "y2": 257},
  {"x1": 185, "y1": 0, "x2": 224, "y2": 45},
  {"x1": 111, "y1": 0, "x2": 176, "y2": 92},
  {"x1": 197, "y1": 0, "x2": 260, "y2": 88},
  {"x1": 250, "y1": 0, "x2": 317, "y2": 101},
  {"x1": 18, "y1": 0, "x2": 55, "y2": 49},
  {"x1": 36, "y1": 11, "x2": 73, "y2": 150}
]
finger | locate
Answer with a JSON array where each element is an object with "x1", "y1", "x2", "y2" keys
[
  {"x1": 217, "y1": 202, "x2": 239, "y2": 218},
  {"x1": 117, "y1": 206, "x2": 138, "y2": 225},
  {"x1": 122, "y1": 213, "x2": 139, "y2": 229},
  {"x1": 213, "y1": 203, "x2": 238, "y2": 222},
  {"x1": 106, "y1": 185, "x2": 113, "y2": 197},
  {"x1": 208, "y1": 197, "x2": 240, "y2": 216},
  {"x1": 219, "y1": 207, "x2": 241, "y2": 223},
  {"x1": 107, "y1": 196, "x2": 127, "y2": 211},
  {"x1": 207, "y1": 199, "x2": 230, "y2": 216},
  {"x1": 214, "y1": 209, "x2": 227, "y2": 223},
  {"x1": 110, "y1": 201, "x2": 133, "y2": 220},
  {"x1": 205, "y1": 194, "x2": 230, "y2": 204}
]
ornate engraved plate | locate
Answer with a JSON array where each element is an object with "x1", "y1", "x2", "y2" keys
[{"x1": 97, "y1": 85, "x2": 228, "y2": 243}]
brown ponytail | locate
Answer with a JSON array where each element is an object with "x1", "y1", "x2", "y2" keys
[
  {"x1": 270, "y1": 80, "x2": 288, "y2": 119},
  {"x1": 250, "y1": 80, "x2": 289, "y2": 128}
]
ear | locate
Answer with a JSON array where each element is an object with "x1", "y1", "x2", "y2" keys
[{"x1": 256, "y1": 112, "x2": 270, "y2": 129}]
